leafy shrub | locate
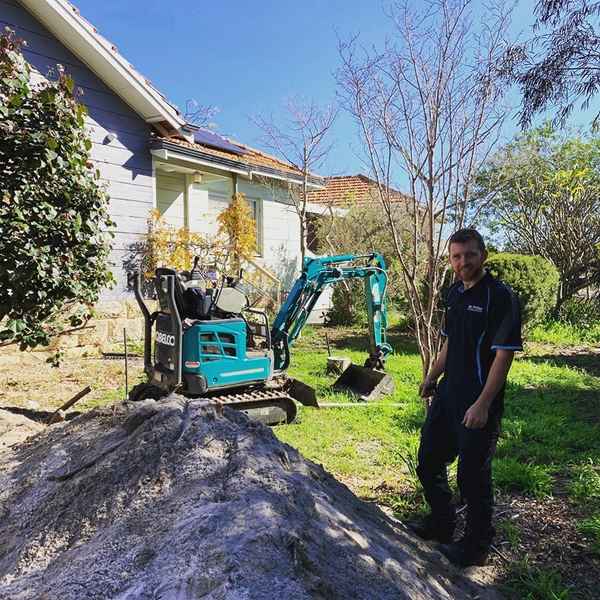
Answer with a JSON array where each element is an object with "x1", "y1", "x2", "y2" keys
[
  {"x1": 568, "y1": 460, "x2": 600, "y2": 505},
  {"x1": 317, "y1": 201, "x2": 409, "y2": 325},
  {"x1": 504, "y1": 557, "x2": 571, "y2": 600},
  {"x1": 0, "y1": 31, "x2": 114, "y2": 349},
  {"x1": 577, "y1": 515, "x2": 600, "y2": 554},
  {"x1": 485, "y1": 253, "x2": 559, "y2": 327},
  {"x1": 141, "y1": 209, "x2": 224, "y2": 278},
  {"x1": 217, "y1": 192, "x2": 257, "y2": 271},
  {"x1": 558, "y1": 297, "x2": 600, "y2": 329},
  {"x1": 326, "y1": 279, "x2": 366, "y2": 326}
]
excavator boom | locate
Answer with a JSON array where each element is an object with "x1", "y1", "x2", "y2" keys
[{"x1": 270, "y1": 253, "x2": 393, "y2": 399}]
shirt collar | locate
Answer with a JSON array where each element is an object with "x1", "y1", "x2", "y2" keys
[{"x1": 460, "y1": 270, "x2": 492, "y2": 295}]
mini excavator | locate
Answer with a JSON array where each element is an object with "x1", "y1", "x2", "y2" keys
[{"x1": 129, "y1": 253, "x2": 394, "y2": 425}]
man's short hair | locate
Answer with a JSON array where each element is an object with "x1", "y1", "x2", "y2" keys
[{"x1": 449, "y1": 228, "x2": 486, "y2": 252}]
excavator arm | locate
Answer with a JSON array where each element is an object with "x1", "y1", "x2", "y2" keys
[{"x1": 271, "y1": 253, "x2": 393, "y2": 372}]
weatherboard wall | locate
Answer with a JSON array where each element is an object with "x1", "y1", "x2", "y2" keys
[
  {"x1": 237, "y1": 178, "x2": 302, "y2": 288},
  {"x1": 2, "y1": 0, "x2": 154, "y2": 298}
]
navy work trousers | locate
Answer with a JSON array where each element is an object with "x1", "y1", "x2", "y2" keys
[{"x1": 416, "y1": 394, "x2": 501, "y2": 541}]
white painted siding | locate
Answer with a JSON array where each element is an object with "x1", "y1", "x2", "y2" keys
[
  {"x1": 216, "y1": 177, "x2": 302, "y2": 287},
  {"x1": 188, "y1": 183, "x2": 209, "y2": 235},
  {"x1": 2, "y1": 0, "x2": 154, "y2": 297},
  {"x1": 156, "y1": 172, "x2": 186, "y2": 229}
]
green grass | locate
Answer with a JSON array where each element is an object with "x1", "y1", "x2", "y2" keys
[
  {"x1": 497, "y1": 518, "x2": 522, "y2": 550},
  {"x1": 278, "y1": 325, "x2": 600, "y2": 506},
  {"x1": 577, "y1": 515, "x2": 600, "y2": 555},
  {"x1": 529, "y1": 321, "x2": 600, "y2": 345},
  {"x1": 493, "y1": 458, "x2": 554, "y2": 498},
  {"x1": 503, "y1": 558, "x2": 571, "y2": 600},
  {"x1": 275, "y1": 324, "x2": 600, "y2": 591},
  {"x1": 568, "y1": 460, "x2": 600, "y2": 506}
]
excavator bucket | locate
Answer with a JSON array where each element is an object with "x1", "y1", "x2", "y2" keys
[
  {"x1": 332, "y1": 364, "x2": 394, "y2": 402},
  {"x1": 284, "y1": 377, "x2": 320, "y2": 408}
]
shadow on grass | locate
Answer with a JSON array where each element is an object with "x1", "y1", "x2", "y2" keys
[
  {"x1": 525, "y1": 349, "x2": 600, "y2": 379},
  {"x1": 329, "y1": 329, "x2": 419, "y2": 355}
]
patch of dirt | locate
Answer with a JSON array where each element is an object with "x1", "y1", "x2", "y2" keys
[
  {"x1": 486, "y1": 493, "x2": 600, "y2": 599},
  {"x1": 0, "y1": 398, "x2": 501, "y2": 600},
  {"x1": 0, "y1": 353, "x2": 144, "y2": 411},
  {"x1": 525, "y1": 343, "x2": 600, "y2": 377},
  {"x1": 0, "y1": 409, "x2": 44, "y2": 449}
]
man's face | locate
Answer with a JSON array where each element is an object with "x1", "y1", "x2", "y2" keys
[{"x1": 449, "y1": 240, "x2": 487, "y2": 281}]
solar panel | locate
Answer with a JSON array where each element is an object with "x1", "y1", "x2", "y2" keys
[{"x1": 193, "y1": 129, "x2": 246, "y2": 156}]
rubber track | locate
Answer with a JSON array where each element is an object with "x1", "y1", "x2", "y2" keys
[{"x1": 205, "y1": 388, "x2": 297, "y2": 423}]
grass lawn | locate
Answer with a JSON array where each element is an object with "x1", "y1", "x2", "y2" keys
[{"x1": 276, "y1": 324, "x2": 600, "y2": 600}]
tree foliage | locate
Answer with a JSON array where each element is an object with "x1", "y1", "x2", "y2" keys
[
  {"x1": 142, "y1": 209, "x2": 225, "y2": 278},
  {"x1": 485, "y1": 253, "x2": 559, "y2": 327},
  {"x1": 475, "y1": 125, "x2": 600, "y2": 307},
  {"x1": 317, "y1": 199, "x2": 410, "y2": 325},
  {"x1": 217, "y1": 192, "x2": 257, "y2": 272},
  {"x1": 0, "y1": 31, "x2": 114, "y2": 349},
  {"x1": 502, "y1": 1, "x2": 600, "y2": 127}
]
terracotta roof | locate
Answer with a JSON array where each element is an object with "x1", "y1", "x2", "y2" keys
[
  {"x1": 155, "y1": 135, "x2": 325, "y2": 185},
  {"x1": 306, "y1": 174, "x2": 409, "y2": 207}
]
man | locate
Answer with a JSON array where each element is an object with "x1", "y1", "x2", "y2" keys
[{"x1": 410, "y1": 228, "x2": 522, "y2": 567}]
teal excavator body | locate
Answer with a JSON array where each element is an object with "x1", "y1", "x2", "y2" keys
[{"x1": 129, "y1": 252, "x2": 394, "y2": 424}]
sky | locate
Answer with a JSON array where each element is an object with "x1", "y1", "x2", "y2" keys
[{"x1": 72, "y1": 0, "x2": 596, "y2": 179}]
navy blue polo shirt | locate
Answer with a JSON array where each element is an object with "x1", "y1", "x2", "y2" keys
[{"x1": 439, "y1": 271, "x2": 522, "y2": 414}]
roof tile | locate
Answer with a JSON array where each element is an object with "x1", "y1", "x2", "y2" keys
[
  {"x1": 306, "y1": 175, "x2": 409, "y2": 206},
  {"x1": 160, "y1": 135, "x2": 322, "y2": 179}
]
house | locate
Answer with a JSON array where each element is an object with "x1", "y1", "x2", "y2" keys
[
  {"x1": 2, "y1": 0, "x2": 325, "y2": 301},
  {"x1": 306, "y1": 174, "x2": 410, "y2": 208},
  {"x1": 305, "y1": 174, "x2": 412, "y2": 252}
]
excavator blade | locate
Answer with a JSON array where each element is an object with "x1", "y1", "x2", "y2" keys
[{"x1": 331, "y1": 364, "x2": 394, "y2": 402}]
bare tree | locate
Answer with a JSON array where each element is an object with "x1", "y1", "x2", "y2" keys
[
  {"x1": 337, "y1": 0, "x2": 511, "y2": 374},
  {"x1": 184, "y1": 99, "x2": 219, "y2": 129},
  {"x1": 252, "y1": 98, "x2": 337, "y2": 264}
]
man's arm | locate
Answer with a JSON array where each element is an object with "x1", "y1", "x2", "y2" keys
[
  {"x1": 419, "y1": 340, "x2": 448, "y2": 398},
  {"x1": 462, "y1": 349, "x2": 514, "y2": 429}
]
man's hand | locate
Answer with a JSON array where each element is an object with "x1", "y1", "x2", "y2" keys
[
  {"x1": 419, "y1": 377, "x2": 437, "y2": 399},
  {"x1": 462, "y1": 400, "x2": 489, "y2": 429}
]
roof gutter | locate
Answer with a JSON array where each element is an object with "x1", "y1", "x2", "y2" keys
[
  {"x1": 18, "y1": 0, "x2": 185, "y2": 131},
  {"x1": 151, "y1": 140, "x2": 326, "y2": 189}
]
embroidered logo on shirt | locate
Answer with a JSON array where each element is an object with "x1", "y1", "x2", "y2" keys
[{"x1": 467, "y1": 304, "x2": 483, "y2": 313}]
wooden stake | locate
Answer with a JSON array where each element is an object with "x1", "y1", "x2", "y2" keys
[
  {"x1": 46, "y1": 385, "x2": 92, "y2": 424},
  {"x1": 123, "y1": 328, "x2": 128, "y2": 402}
]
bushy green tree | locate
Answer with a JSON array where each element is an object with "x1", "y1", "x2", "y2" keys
[
  {"x1": 0, "y1": 31, "x2": 114, "y2": 349},
  {"x1": 475, "y1": 125, "x2": 600, "y2": 309},
  {"x1": 485, "y1": 253, "x2": 559, "y2": 327}
]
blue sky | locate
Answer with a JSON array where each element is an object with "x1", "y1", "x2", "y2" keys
[{"x1": 73, "y1": 0, "x2": 595, "y2": 178}]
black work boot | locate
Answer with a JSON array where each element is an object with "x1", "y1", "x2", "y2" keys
[
  {"x1": 406, "y1": 513, "x2": 455, "y2": 544},
  {"x1": 438, "y1": 530, "x2": 491, "y2": 567}
]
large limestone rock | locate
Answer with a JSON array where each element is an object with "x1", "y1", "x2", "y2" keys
[{"x1": 0, "y1": 398, "x2": 500, "y2": 600}]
